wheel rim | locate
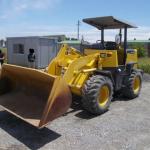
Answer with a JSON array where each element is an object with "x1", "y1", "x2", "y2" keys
[
  {"x1": 133, "y1": 76, "x2": 141, "y2": 94},
  {"x1": 99, "y1": 85, "x2": 110, "y2": 107}
]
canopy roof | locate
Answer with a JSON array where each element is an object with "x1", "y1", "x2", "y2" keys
[{"x1": 83, "y1": 16, "x2": 137, "y2": 30}]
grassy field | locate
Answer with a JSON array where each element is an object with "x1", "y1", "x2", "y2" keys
[{"x1": 138, "y1": 57, "x2": 150, "y2": 74}]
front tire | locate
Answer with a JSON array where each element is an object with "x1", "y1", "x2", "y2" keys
[{"x1": 82, "y1": 75, "x2": 113, "y2": 115}]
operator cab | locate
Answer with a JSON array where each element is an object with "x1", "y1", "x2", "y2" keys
[{"x1": 82, "y1": 16, "x2": 137, "y2": 65}]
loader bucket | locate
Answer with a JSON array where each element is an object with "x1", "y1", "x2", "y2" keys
[{"x1": 0, "y1": 64, "x2": 72, "y2": 128}]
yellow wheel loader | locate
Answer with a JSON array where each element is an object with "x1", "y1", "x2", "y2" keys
[{"x1": 0, "y1": 16, "x2": 143, "y2": 128}]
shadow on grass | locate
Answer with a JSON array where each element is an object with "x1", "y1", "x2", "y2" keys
[{"x1": 0, "y1": 111, "x2": 61, "y2": 150}]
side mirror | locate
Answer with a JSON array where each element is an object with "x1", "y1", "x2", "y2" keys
[{"x1": 115, "y1": 34, "x2": 121, "y2": 44}]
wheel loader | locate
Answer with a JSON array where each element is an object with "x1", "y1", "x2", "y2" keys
[{"x1": 0, "y1": 16, "x2": 143, "y2": 128}]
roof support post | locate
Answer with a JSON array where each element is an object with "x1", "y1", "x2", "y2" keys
[
  {"x1": 119, "y1": 29, "x2": 122, "y2": 45},
  {"x1": 101, "y1": 28, "x2": 104, "y2": 47},
  {"x1": 123, "y1": 27, "x2": 127, "y2": 65}
]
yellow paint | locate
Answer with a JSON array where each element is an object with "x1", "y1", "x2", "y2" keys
[
  {"x1": 126, "y1": 49, "x2": 138, "y2": 68},
  {"x1": 47, "y1": 45, "x2": 100, "y2": 95},
  {"x1": 84, "y1": 49, "x2": 118, "y2": 67},
  {"x1": 98, "y1": 85, "x2": 110, "y2": 107},
  {"x1": 133, "y1": 76, "x2": 141, "y2": 94},
  {"x1": 46, "y1": 45, "x2": 138, "y2": 96}
]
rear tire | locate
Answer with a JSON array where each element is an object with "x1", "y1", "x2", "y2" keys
[
  {"x1": 122, "y1": 71, "x2": 142, "y2": 99},
  {"x1": 82, "y1": 75, "x2": 113, "y2": 115}
]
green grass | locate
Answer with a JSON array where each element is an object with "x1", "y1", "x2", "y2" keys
[{"x1": 138, "y1": 57, "x2": 150, "y2": 74}]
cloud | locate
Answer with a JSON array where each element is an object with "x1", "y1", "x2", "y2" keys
[
  {"x1": 14, "y1": 3, "x2": 28, "y2": 11},
  {"x1": 128, "y1": 26, "x2": 150, "y2": 40},
  {"x1": 0, "y1": 0, "x2": 62, "y2": 19},
  {"x1": 0, "y1": 14, "x2": 8, "y2": 19},
  {"x1": 31, "y1": 0, "x2": 61, "y2": 9},
  {"x1": 0, "y1": 23, "x2": 150, "y2": 42},
  {"x1": 12, "y1": 0, "x2": 61, "y2": 10},
  {"x1": 81, "y1": 26, "x2": 150, "y2": 42}
]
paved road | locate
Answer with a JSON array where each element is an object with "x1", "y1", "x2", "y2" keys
[{"x1": 0, "y1": 74, "x2": 150, "y2": 150}]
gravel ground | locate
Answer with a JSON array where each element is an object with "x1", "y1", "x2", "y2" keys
[{"x1": 0, "y1": 74, "x2": 150, "y2": 150}]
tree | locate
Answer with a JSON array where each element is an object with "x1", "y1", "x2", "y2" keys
[{"x1": 129, "y1": 43, "x2": 146, "y2": 57}]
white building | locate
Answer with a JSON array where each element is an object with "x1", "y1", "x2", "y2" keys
[{"x1": 7, "y1": 36, "x2": 58, "y2": 69}]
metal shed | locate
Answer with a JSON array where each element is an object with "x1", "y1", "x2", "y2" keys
[{"x1": 7, "y1": 36, "x2": 58, "y2": 68}]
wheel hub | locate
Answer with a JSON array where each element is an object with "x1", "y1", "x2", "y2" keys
[
  {"x1": 133, "y1": 76, "x2": 141, "y2": 94},
  {"x1": 99, "y1": 85, "x2": 109, "y2": 107}
]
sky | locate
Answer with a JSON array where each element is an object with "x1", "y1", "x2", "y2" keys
[{"x1": 0, "y1": 0, "x2": 150, "y2": 42}]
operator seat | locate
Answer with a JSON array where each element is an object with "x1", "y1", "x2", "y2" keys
[
  {"x1": 90, "y1": 43, "x2": 105, "y2": 49},
  {"x1": 81, "y1": 43, "x2": 105, "y2": 50},
  {"x1": 105, "y1": 42, "x2": 117, "y2": 50}
]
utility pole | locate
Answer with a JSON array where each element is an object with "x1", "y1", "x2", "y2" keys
[{"x1": 77, "y1": 20, "x2": 81, "y2": 40}]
